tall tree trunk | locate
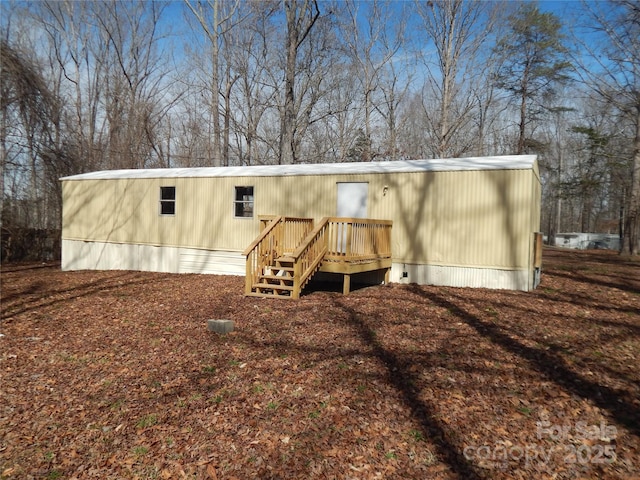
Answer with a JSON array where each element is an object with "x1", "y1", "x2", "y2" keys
[
  {"x1": 517, "y1": 73, "x2": 528, "y2": 155},
  {"x1": 186, "y1": 0, "x2": 242, "y2": 167},
  {"x1": 627, "y1": 106, "x2": 640, "y2": 254},
  {"x1": 279, "y1": 0, "x2": 319, "y2": 165},
  {"x1": 0, "y1": 87, "x2": 6, "y2": 232},
  {"x1": 223, "y1": 62, "x2": 235, "y2": 167},
  {"x1": 280, "y1": 3, "x2": 298, "y2": 165},
  {"x1": 364, "y1": 81, "x2": 372, "y2": 161},
  {"x1": 211, "y1": 0, "x2": 221, "y2": 167},
  {"x1": 388, "y1": 93, "x2": 396, "y2": 159},
  {"x1": 555, "y1": 149, "x2": 563, "y2": 240},
  {"x1": 417, "y1": 0, "x2": 492, "y2": 159}
]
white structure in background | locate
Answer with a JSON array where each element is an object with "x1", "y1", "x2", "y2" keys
[{"x1": 554, "y1": 233, "x2": 621, "y2": 251}]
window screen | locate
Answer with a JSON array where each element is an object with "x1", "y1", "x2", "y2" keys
[
  {"x1": 234, "y1": 186, "x2": 254, "y2": 218},
  {"x1": 160, "y1": 186, "x2": 176, "y2": 215}
]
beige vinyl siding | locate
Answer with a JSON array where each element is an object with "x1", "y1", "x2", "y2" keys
[
  {"x1": 63, "y1": 178, "x2": 176, "y2": 247},
  {"x1": 374, "y1": 169, "x2": 535, "y2": 269},
  {"x1": 62, "y1": 166, "x2": 538, "y2": 271}
]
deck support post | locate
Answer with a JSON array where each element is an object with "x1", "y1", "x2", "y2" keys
[
  {"x1": 245, "y1": 257, "x2": 253, "y2": 295},
  {"x1": 292, "y1": 260, "x2": 302, "y2": 299},
  {"x1": 343, "y1": 274, "x2": 351, "y2": 295}
]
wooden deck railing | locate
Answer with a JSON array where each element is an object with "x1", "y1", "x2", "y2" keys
[
  {"x1": 324, "y1": 217, "x2": 392, "y2": 263},
  {"x1": 289, "y1": 217, "x2": 330, "y2": 296}
]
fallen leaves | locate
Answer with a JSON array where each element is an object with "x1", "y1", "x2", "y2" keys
[{"x1": 0, "y1": 248, "x2": 639, "y2": 479}]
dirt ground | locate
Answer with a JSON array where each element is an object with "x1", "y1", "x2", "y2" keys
[{"x1": 1, "y1": 248, "x2": 639, "y2": 479}]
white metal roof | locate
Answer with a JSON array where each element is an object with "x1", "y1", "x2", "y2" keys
[{"x1": 60, "y1": 155, "x2": 537, "y2": 181}]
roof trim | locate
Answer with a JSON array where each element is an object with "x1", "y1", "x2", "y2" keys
[{"x1": 60, "y1": 155, "x2": 537, "y2": 181}]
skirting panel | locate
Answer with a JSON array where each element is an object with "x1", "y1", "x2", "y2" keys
[
  {"x1": 62, "y1": 240, "x2": 244, "y2": 276},
  {"x1": 62, "y1": 240, "x2": 531, "y2": 290},
  {"x1": 389, "y1": 263, "x2": 531, "y2": 291},
  {"x1": 178, "y1": 249, "x2": 244, "y2": 275}
]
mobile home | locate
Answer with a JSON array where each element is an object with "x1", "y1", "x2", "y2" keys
[
  {"x1": 553, "y1": 233, "x2": 621, "y2": 251},
  {"x1": 61, "y1": 155, "x2": 542, "y2": 294}
]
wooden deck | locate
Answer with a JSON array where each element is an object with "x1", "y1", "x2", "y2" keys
[{"x1": 243, "y1": 216, "x2": 392, "y2": 299}]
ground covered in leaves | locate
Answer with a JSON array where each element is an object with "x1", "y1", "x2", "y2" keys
[{"x1": 1, "y1": 248, "x2": 639, "y2": 479}]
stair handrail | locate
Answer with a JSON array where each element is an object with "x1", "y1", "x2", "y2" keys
[
  {"x1": 242, "y1": 215, "x2": 283, "y2": 256},
  {"x1": 290, "y1": 217, "x2": 329, "y2": 259},
  {"x1": 289, "y1": 217, "x2": 330, "y2": 293},
  {"x1": 243, "y1": 215, "x2": 283, "y2": 295}
]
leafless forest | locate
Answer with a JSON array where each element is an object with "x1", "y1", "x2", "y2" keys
[{"x1": 1, "y1": 0, "x2": 639, "y2": 259}]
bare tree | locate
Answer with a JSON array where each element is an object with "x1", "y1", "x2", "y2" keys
[
  {"x1": 94, "y1": 1, "x2": 175, "y2": 169},
  {"x1": 1, "y1": 38, "x2": 59, "y2": 225},
  {"x1": 575, "y1": 0, "x2": 640, "y2": 254},
  {"x1": 280, "y1": 0, "x2": 320, "y2": 164},
  {"x1": 374, "y1": 5, "x2": 413, "y2": 160},
  {"x1": 35, "y1": 0, "x2": 177, "y2": 171},
  {"x1": 38, "y1": 0, "x2": 109, "y2": 172},
  {"x1": 0, "y1": 34, "x2": 66, "y2": 260},
  {"x1": 222, "y1": 2, "x2": 280, "y2": 165},
  {"x1": 537, "y1": 99, "x2": 576, "y2": 241},
  {"x1": 415, "y1": 0, "x2": 494, "y2": 158},
  {"x1": 310, "y1": 60, "x2": 361, "y2": 162},
  {"x1": 185, "y1": 0, "x2": 244, "y2": 166},
  {"x1": 341, "y1": 0, "x2": 403, "y2": 161}
]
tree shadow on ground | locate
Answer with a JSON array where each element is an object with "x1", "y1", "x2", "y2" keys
[
  {"x1": 1, "y1": 270, "x2": 171, "y2": 320},
  {"x1": 547, "y1": 268, "x2": 640, "y2": 295},
  {"x1": 407, "y1": 285, "x2": 640, "y2": 440},
  {"x1": 334, "y1": 298, "x2": 483, "y2": 480},
  {"x1": 546, "y1": 248, "x2": 638, "y2": 267},
  {"x1": 542, "y1": 248, "x2": 640, "y2": 294},
  {"x1": 0, "y1": 261, "x2": 60, "y2": 273}
]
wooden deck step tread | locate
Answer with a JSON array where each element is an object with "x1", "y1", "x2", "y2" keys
[
  {"x1": 267, "y1": 266, "x2": 294, "y2": 273},
  {"x1": 253, "y1": 283, "x2": 294, "y2": 291},
  {"x1": 260, "y1": 274, "x2": 294, "y2": 282},
  {"x1": 245, "y1": 292, "x2": 295, "y2": 299},
  {"x1": 276, "y1": 256, "x2": 295, "y2": 263}
]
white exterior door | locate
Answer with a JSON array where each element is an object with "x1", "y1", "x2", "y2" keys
[
  {"x1": 337, "y1": 182, "x2": 368, "y2": 218},
  {"x1": 336, "y1": 182, "x2": 368, "y2": 253}
]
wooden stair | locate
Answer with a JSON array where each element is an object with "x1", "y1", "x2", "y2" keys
[
  {"x1": 247, "y1": 257, "x2": 296, "y2": 298},
  {"x1": 244, "y1": 216, "x2": 392, "y2": 299},
  {"x1": 243, "y1": 216, "x2": 317, "y2": 299}
]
